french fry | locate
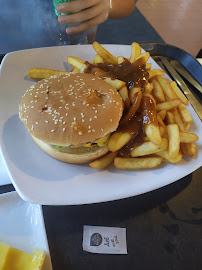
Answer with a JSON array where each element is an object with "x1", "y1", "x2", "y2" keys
[
  {"x1": 89, "y1": 59, "x2": 95, "y2": 64},
  {"x1": 108, "y1": 132, "x2": 132, "y2": 152},
  {"x1": 167, "y1": 124, "x2": 180, "y2": 158},
  {"x1": 119, "y1": 86, "x2": 130, "y2": 111},
  {"x1": 129, "y1": 87, "x2": 141, "y2": 103},
  {"x1": 67, "y1": 56, "x2": 87, "y2": 70},
  {"x1": 156, "y1": 98, "x2": 182, "y2": 111},
  {"x1": 142, "y1": 93, "x2": 156, "y2": 108},
  {"x1": 178, "y1": 103, "x2": 193, "y2": 123},
  {"x1": 94, "y1": 54, "x2": 104, "y2": 64},
  {"x1": 87, "y1": 65, "x2": 124, "y2": 88},
  {"x1": 28, "y1": 68, "x2": 69, "y2": 79},
  {"x1": 103, "y1": 77, "x2": 125, "y2": 90},
  {"x1": 130, "y1": 42, "x2": 141, "y2": 63},
  {"x1": 158, "y1": 137, "x2": 169, "y2": 150},
  {"x1": 157, "y1": 115, "x2": 167, "y2": 130},
  {"x1": 120, "y1": 91, "x2": 142, "y2": 125},
  {"x1": 172, "y1": 108, "x2": 185, "y2": 132},
  {"x1": 165, "y1": 111, "x2": 175, "y2": 125},
  {"x1": 131, "y1": 138, "x2": 168, "y2": 157},
  {"x1": 157, "y1": 150, "x2": 183, "y2": 163},
  {"x1": 159, "y1": 126, "x2": 166, "y2": 137},
  {"x1": 181, "y1": 142, "x2": 197, "y2": 157},
  {"x1": 142, "y1": 96, "x2": 161, "y2": 145},
  {"x1": 148, "y1": 69, "x2": 165, "y2": 80},
  {"x1": 93, "y1": 41, "x2": 118, "y2": 64},
  {"x1": 117, "y1": 56, "x2": 124, "y2": 64},
  {"x1": 90, "y1": 67, "x2": 108, "y2": 77},
  {"x1": 156, "y1": 76, "x2": 177, "y2": 100},
  {"x1": 144, "y1": 82, "x2": 153, "y2": 94},
  {"x1": 135, "y1": 52, "x2": 150, "y2": 64},
  {"x1": 170, "y1": 81, "x2": 189, "y2": 105},
  {"x1": 184, "y1": 123, "x2": 191, "y2": 132},
  {"x1": 114, "y1": 157, "x2": 163, "y2": 169},
  {"x1": 151, "y1": 79, "x2": 165, "y2": 102},
  {"x1": 145, "y1": 63, "x2": 152, "y2": 71},
  {"x1": 72, "y1": 67, "x2": 79, "y2": 73},
  {"x1": 157, "y1": 110, "x2": 166, "y2": 121},
  {"x1": 90, "y1": 152, "x2": 117, "y2": 169},
  {"x1": 179, "y1": 132, "x2": 199, "y2": 143},
  {"x1": 145, "y1": 124, "x2": 161, "y2": 145},
  {"x1": 144, "y1": 136, "x2": 150, "y2": 142}
]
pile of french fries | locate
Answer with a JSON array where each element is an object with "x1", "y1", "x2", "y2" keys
[{"x1": 28, "y1": 42, "x2": 199, "y2": 170}]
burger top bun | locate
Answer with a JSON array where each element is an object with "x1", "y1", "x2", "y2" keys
[{"x1": 19, "y1": 73, "x2": 123, "y2": 146}]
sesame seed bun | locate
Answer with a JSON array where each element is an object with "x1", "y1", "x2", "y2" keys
[{"x1": 19, "y1": 73, "x2": 123, "y2": 163}]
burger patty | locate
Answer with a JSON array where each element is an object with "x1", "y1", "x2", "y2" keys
[{"x1": 50, "y1": 144, "x2": 105, "y2": 154}]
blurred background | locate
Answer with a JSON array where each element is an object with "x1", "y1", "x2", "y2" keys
[
  {"x1": 136, "y1": 0, "x2": 202, "y2": 57},
  {"x1": 0, "y1": 0, "x2": 201, "y2": 57}
]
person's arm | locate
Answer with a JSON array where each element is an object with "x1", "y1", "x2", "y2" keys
[
  {"x1": 109, "y1": 0, "x2": 136, "y2": 19},
  {"x1": 56, "y1": 0, "x2": 136, "y2": 34}
]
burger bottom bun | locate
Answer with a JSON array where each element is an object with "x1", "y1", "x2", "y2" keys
[{"x1": 31, "y1": 135, "x2": 109, "y2": 164}]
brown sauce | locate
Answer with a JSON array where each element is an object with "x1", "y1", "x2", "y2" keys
[
  {"x1": 117, "y1": 96, "x2": 158, "y2": 158},
  {"x1": 84, "y1": 58, "x2": 155, "y2": 158},
  {"x1": 85, "y1": 58, "x2": 149, "y2": 90},
  {"x1": 118, "y1": 113, "x2": 145, "y2": 157},
  {"x1": 141, "y1": 96, "x2": 158, "y2": 127},
  {"x1": 86, "y1": 89, "x2": 105, "y2": 106}
]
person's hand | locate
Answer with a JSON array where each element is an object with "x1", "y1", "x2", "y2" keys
[{"x1": 56, "y1": 0, "x2": 110, "y2": 34}]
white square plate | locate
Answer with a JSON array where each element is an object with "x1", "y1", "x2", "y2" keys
[
  {"x1": 0, "y1": 45, "x2": 201, "y2": 205},
  {"x1": 0, "y1": 191, "x2": 52, "y2": 269}
]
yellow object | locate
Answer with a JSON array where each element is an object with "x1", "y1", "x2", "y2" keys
[
  {"x1": 74, "y1": 133, "x2": 111, "y2": 148},
  {"x1": 0, "y1": 242, "x2": 46, "y2": 270},
  {"x1": 90, "y1": 152, "x2": 117, "y2": 169},
  {"x1": 81, "y1": 133, "x2": 111, "y2": 147},
  {"x1": 94, "y1": 133, "x2": 111, "y2": 147}
]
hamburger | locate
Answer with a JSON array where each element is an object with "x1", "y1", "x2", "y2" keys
[{"x1": 19, "y1": 73, "x2": 123, "y2": 163}]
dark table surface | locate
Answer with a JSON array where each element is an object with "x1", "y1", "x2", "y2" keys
[
  {"x1": 0, "y1": 1, "x2": 202, "y2": 269},
  {"x1": 0, "y1": 0, "x2": 164, "y2": 55}
]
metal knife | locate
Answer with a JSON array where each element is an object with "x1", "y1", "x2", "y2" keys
[
  {"x1": 159, "y1": 57, "x2": 202, "y2": 120},
  {"x1": 152, "y1": 56, "x2": 167, "y2": 72},
  {"x1": 170, "y1": 60, "x2": 202, "y2": 95}
]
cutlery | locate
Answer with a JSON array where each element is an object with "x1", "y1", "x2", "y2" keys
[
  {"x1": 170, "y1": 60, "x2": 202, "y2": 95},
  {"x1": 155, "y1": 56, "x2": 202, "y2": 120}
]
